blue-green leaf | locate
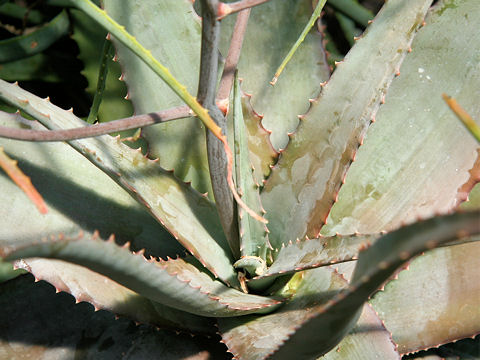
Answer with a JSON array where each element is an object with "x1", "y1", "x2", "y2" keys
[
  {"x1": 1, "y1": 233, "x2": 282, "y2": 317},
  {"x1": 0, "y1": 10, "x2": 69, "y2": 63}
]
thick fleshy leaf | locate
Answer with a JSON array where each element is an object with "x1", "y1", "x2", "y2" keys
[
  {"x1": 321, "y1": 304, "x2": 400, "y2": 360},
  {"x1": 0, "y1": 259, "x2": 24, "y2": 282},
  {"x1": 404, "y1": 336, "x2": 480, "y2": 360},
  {"x1": 252, "y1": 233, "x2": 379, "y2": 281},
  {"x1": 322, "y1": 0, "x2": 480, "y2": 235},
  {"x1": 0, "y1": 111, "x2": 182, "y2": 257},
  {"x1": 233, "y1": 75, "x2": 270, "y2": 264},
  {"x1": 220, "y1": 211, "x2": 479, "y2": 359},
  {"x1": 103, "y1": 0, "x2": 212, "y2": 195},
  {"x1": 0, "y1": 233, "x2": 282, "y2": 317},
  {"x1": 70, "y1": 9, "x2": 133, "y2": 122},
  {"x1": 0, "y1": 53, "x2": 63, "y2": 82},
  {"x1": 350, "y1": 211, "x2": 479, "y2": 296},
  {"x1": 239, "y1": 93, "x2": 278, "y2": 188},
  {"x1": 220, "y1": 0, "x2": 330, "y2": 151},
  {"x1": 250, "y1": 233, "x2": 476, "y2": 286},
  {"x1": 0, "y1": 2, "x2": 44, "y2": 24},
  {"x1": 0, "y1": 10, "x2": 69, "y2": 63},
  {"x1": 370, "y1": 241, "x2": 480, "y2": 355},
  {"x1": 0, "y1": 79, "x2": 238, "y2": 287},
  {"x1": 218, "y1": 268, "x2": 351, "y2": 360},
  {"x1": 270, "y1": 212, "x2": 480, "y2": 360},
  {"x1": 261, "y1": 0, "x2": 433, "y2": 249},
  {"x1": 0, "y1": 275, "x2": 227, "y2": 359},
  {"x1": 14, "y1": 258, "x2": 215, "y2": 334},
  {"x1": 327, "y1": 0, "x2": 374, "y2": 27}
]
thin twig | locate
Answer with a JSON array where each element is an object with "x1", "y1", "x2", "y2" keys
[
  {"x1": 217, "y1": 0, "x2": 270, "y2": 20},
  {"x1": 216, "y1": 8, "x2": 251, "y2": 113},
  {"x1": 70, "y1": 0, "x2": 224, "y2": 140},
  {"x1": 0, "y1": 106, "x2": 192, "y2": 142}
]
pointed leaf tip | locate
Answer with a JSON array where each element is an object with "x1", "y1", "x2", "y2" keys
[
  {"x1": 442, "y1": 93, "x2": 480, "y2": 143},
  {"x1": 1, "y1": 234, "x2": 282, "y2": 317},
  {"x1": 0, "y1": 147, "x2": 47, "y2": 214}
]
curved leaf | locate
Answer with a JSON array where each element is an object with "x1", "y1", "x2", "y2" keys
[
  {"x1": 322, "y1": 0, "x2": 480, "y2": 235},
  {"x1": 261, "y1": 0, "x2": 433, "y2": 248},
  {"x1": 14, "y1": 258, "x2": 214, "y2": 334},
  {"x1": 103, "y1": 0, "x2": 212, "y2": 195},
  {"x1": 370, "y1": 241, "x2": 480, "y2": 355},
  {"x1": 233, "y1": 75, "x2": 270, "y2": 262},
  {"x1": 269, "y1": 212, "x2": 480, "y2": 359},
  {"x1": 0, "y1": 10, "x2": 69, "y2": 63},
  {"x1": 218, "y1": 268, "x2": 350, "y2": 360},
  {"x1": 327, "y1": 0, "x2": 374, "y2": 27},
  {"x1": 404, "y1": 336, "x2": 480, "y2": 359},
  {"x1": 0, "y1": 275, "x2": 225, "y2": 360},
  {"x1": 220, "y1": 211, "x2": 479, "y2": 359},
  {"x1": 350, "y1": 211, "x2": 479, "y2": 301},
  {"x1": 0, "y1": 53, "x2": 63, "y2": 82},
  {"x1": 0, "y1": 259, "x2": 24, "y2": 282},
  {"x1": 0, "y1": 2, "x2": 44, "y2": 24},
  {"x1": 321, "y1": 304, "x2": 400, "y2": 360},
  {"x1": 220, "y1": 0, "x2": 330, "y2": 151},
  {"x1": 250, "y1": 233, "x2": 477, "y2": 285},
  {"x1": 240, "y1": 93, "x2": 278, "y2": 184},
  {"x1": 0, "y1": 79, "x2": 238, "y2": 287},
  {"x1": 252, "y1": 233, "x2": 380, "y2": 281},
  {"x1": 0, "y1": 111, "x2": 182, "y2": 258},
  {"x1": 70, "y1": 9, "x2": 133, "y2": 122},
  {"x1": 70, "y1": 0, "x2": 223, "y2": 146},
  {"x1": 0, "y1": 233, "x2": 282, "y2": 317}
]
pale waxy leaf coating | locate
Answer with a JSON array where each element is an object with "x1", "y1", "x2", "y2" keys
[
  {"x1": 103, "y1": 0, "x2": 212, "y2": 195},
  {"x1": 0, "y1": 79, "x2": 238, "y2": 287},
  {"x1": 14, "y1": 257, "x2": 215, "y2": 334},
  {"x1": 1, "y1": 233, "x2": 282, "y2": 317},
  {"x1": 261, "y1": 0, "x2": 433, "y2": 249},
  {"x1": 322, "y1": 0, "x2": 480, "y2": 235},
  {"x1": 370, "y1": 241, "x2": 480, "y2": 355}
]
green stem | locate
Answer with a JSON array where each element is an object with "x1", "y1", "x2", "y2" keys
[
  {"x1": 86, "y1": 38, "x2": 112, "y2": 124},
  {"x1": 69, "y1": 0, "x2": 266, "y2": 225},
  {"x1": 68, "y1": 0, "x2": 223, "y2": 139},
  {"x1": 270, "y1": 0, "x2": 327, "y2": 86}
]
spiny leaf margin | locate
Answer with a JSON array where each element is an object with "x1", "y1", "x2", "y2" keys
[
  {"x1": 0, "y1": 232, "x2": 283, "y2": 317},
  {"x1": 0, "y1": 78, "x2": 238, "y2": 287},
  {"x1": 261, "y1": 0, "x2": 433, "y2": 248}
]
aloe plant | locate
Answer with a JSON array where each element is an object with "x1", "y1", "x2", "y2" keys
[{"x1": 0, "y1": 0, "x2": 479, "y2": 359}]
